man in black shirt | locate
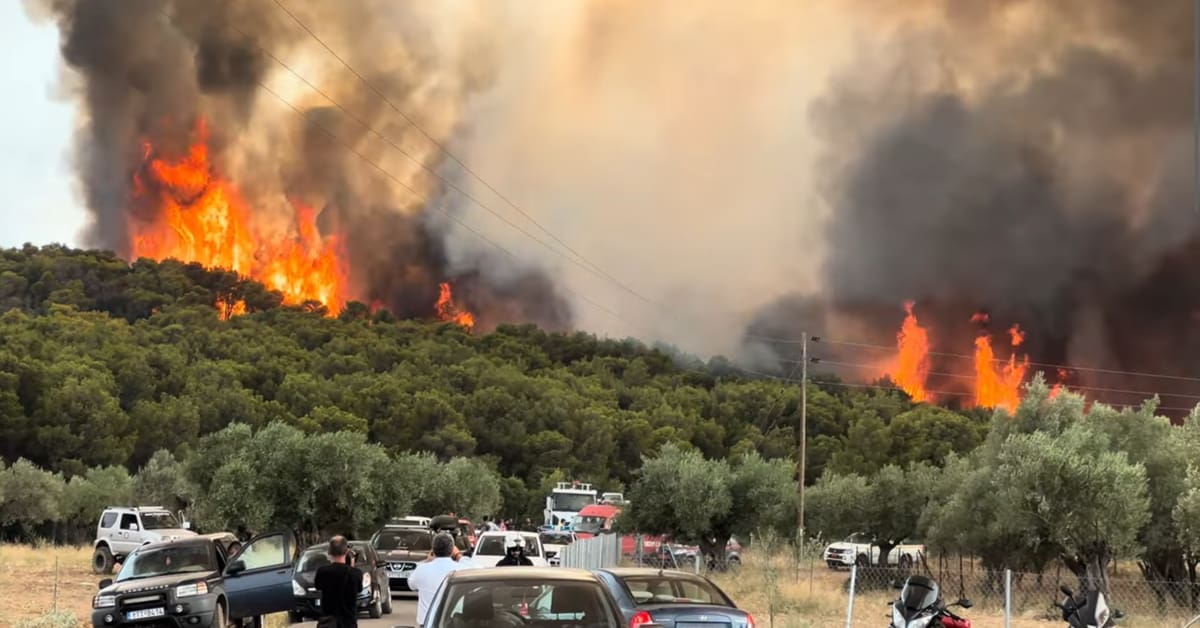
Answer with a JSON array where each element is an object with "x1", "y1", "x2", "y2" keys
[
  {"x1": 495, "y1": 537, "x2": 534, "y2": 567},
  {"x1": 314, "y1": 535, "x2": 363, "y2": 628}
]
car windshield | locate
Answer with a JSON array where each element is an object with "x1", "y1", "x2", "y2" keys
[
  {"x1": 477, "y1": 535, "x2": 541, "y2": 557},
  {"x1": 436, "y1": 580, "x2": 616, "y2": 628},
  {"x1": 375, "y1": 530, "x2": 432, "y2": 551},
  {"x1": 551, "y1": 493, "x2": 595, "y2": 512},
  {"x1": 620, "y1": 575, "x2": 729, "y2": 606},
  {"x1": 117, "y1": 544, "x2": 216, "y2": 581},
  {"x1": 298, "y1": 547, "x2": 366, "y2": 572},
  {"x1": 541, "y1": 533, "x2": 575, "y2": 546},
  {"x1": 139, "y1": 512, "x2": 180, "y2": 530},
  {"x1": 572, "y1": 516, "x2": 606, "y2": 534}
]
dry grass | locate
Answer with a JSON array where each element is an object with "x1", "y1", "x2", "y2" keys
[
  {"x1": 705, "y1": 552, "x2": 1180, "y2": 628},
  {"x1": 0, "y1": 544, "x2": 96, "y2": 628}
]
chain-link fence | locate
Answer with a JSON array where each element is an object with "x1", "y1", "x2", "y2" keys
[{"x1": 843, "y1": 561, "x2": 1200, "y2": 627}]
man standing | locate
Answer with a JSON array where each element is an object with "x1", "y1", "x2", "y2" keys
[
  {"x1": 409, "y1": 532, "x2": 466, "y2": 625},
  {"x1": 314, "y1": 535, "x2": 363, "y2": 628}
]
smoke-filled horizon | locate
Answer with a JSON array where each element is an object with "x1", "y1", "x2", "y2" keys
[{"x1": 27, "y1": 0, "x2": 1200, "y2": 404}]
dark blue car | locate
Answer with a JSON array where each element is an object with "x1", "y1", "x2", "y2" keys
[{"x1": 594, "y1": 568, "x2": 754, "y2": 628}]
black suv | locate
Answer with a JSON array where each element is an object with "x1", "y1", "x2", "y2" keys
[{"x1": 92, "y1": 532, "x2": 300, "y2": 627}]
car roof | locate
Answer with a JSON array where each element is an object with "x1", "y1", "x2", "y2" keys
[
  {"x1": 448, "y1": 567, "x2": 597, "y2": 583},
  {"x1": 600, "y1": 567, "x2": 709, "y2": 579}
]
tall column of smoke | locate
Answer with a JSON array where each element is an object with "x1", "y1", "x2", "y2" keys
[{"x1": 30, "y1": 0, "x2": 1200, "y2": 392}]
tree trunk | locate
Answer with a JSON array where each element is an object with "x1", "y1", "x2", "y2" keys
[{"x1": 876, "y1": 542, "x2": 897, "y2": 567}]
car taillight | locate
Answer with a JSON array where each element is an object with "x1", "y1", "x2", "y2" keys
[
  {"x1": 745, "y1": 613, "x2": 756, "y2": 628},
  {"x1": 630, "y1": 611, "x2": 654, "y2": 628}
]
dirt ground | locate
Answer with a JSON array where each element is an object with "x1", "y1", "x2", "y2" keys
[{"x1": 0, "y1": 545, "x2": 97, "y2": 627}]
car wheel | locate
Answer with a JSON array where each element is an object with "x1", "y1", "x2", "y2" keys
[
  {"x1": 727, "y1": 555, "x2": 741, "y2": 569},
  {"x1": 369, "y1": 587, "x2": 384, "y2": 619},
  {"x1": 382, "y1": 587, "x2": 394, "y2": 615},
  {"x1": 855, "y1": 554, "x2": 869, "y2": 567},
  {"x1": 92, "y1": 545, "x2": 115, "y2": 575},
  {"x1": 213, "y1": 600, "x2": 227, "y2": 628},
  {"x1": 899, "y1": 554, "x2": 914, "y2": 570}
]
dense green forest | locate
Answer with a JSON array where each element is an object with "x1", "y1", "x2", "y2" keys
[{"x1": 0, "y1": 244, "x2": 993, "y2": 533}]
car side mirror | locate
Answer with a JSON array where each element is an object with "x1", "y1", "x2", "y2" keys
[
  {"x1": 98, "y1": 578, "x2": 113, "y2": 590},
  {"x1": 226, "y1": 560, "x2": 246, "y2": 576},
  {"x1": 182, "y1": 522, "x2": 191, "y2": 530},
  {"x1": 956, "y1": 598, "x2": 973, "y2": 609}
]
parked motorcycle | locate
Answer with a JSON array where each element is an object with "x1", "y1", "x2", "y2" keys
[
  {"x1": 888, "y1": 575, "x2": 972, "y2": 628},
  {"x1": 1057, "y1": 584, "x2": 1122, "y2": 627}
]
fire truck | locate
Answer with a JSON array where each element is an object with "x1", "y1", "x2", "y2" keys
[{"x1": 544, "y1": 481, "x2": 597, "y2": 529}]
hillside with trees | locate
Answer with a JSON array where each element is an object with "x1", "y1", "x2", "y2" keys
[{"x1": 0, "y1": 244, "x2": 993, "y2": 540}]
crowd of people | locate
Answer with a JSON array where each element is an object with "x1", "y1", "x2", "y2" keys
[{"x1": 314, "y1": 525, "x2": 539, "y2": 627}]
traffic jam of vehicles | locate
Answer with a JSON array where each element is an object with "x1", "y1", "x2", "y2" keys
[{"x1": 86, "y1": 483, "x2": 773, "y2": 628}]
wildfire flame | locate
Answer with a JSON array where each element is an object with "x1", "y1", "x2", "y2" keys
[
  {"x1": 436, "y1": 282, "x2": 476, "y2": 331},
  {"x1": 129, "y1": 119, "x2": 348, "y2": 315},
  {"x1": 215, "y1": 297, "x2": 247, "y2": 321},
  {"x1": 973, "y1": 323, "x2": 1029, "y2": 411},
  {"x1": 894, "y1": 301, "x2": 931, "y2": 401}
]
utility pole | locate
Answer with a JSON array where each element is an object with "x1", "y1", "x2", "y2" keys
[{"x1": 798, "y1": 334, "x2": 819, "y2": 538}]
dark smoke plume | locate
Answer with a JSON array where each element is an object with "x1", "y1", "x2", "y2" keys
[
  {"x1": 27, "y1": 0, "x2": 571, "y2": 329},
  {"x1": 747, "y1": 0, "x2": 1200, "y2": 407}
]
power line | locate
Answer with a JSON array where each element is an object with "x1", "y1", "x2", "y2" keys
[{"x1": 265, "y1": 0, "x2": 668, "y2": 313}]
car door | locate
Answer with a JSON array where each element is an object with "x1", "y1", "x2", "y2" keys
[
  {"x1": 223, "y1": 531, "x2": 297, "y2": 619},
  {"x1": 115, "y1": 513, "x2": 139, "y2": 555}
]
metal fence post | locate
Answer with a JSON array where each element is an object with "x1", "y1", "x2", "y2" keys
[
  {"x1": 845, "y1": 564, "x2": 858, "y2": 628},
  {"x1": 1004, "y1": 568, "x2": 1012, "y2": 628}
]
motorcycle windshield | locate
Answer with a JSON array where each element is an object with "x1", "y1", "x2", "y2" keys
[{"x1": 898, "y1": 577, "x2": 939, "y2": 619}]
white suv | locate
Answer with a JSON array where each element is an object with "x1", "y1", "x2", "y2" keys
[
  {"x1": 469, "y1": 531, "x2": 548, "y2": 568},
  {"x1": 92, "y1": 507, "x2": 196, "y2": 574}
]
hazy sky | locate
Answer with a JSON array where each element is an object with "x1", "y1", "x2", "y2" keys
[{"x1": 0, "y1": 4, "x2": 86, "y2": 249}]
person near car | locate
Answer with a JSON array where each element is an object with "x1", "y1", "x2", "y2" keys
[
  {"x1": 495, "y1": 537, "x2": 534, "y2": 567},
  {"x1": 409, "y1": 532, "x2": 467, "y2": 625},
  {"x1": 313, "y1": 535, "x2": 363, "y2": 628},
  {"x1": 235, "y1": 524, "x2": 252, "y2": 543}
]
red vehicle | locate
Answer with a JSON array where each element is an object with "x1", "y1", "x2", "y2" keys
[{"x1": 573, "y1": 504, "x2": 662, "y2": 558}]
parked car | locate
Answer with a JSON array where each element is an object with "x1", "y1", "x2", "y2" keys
[
  {"x1": 594, "y1": 567, "x2": 754, "y2": 628},
  {"x1": 92, "y1": 507, "x2": 196, "y2": 574},
  {"x1": 390, "y1": 515, "x2": 432, "y2": 528},
  {"x1": 91, "y1": 531, "x2": 300, "y2": 628},
  {"x1": 289, "y1": 540, "x2": 392, "y2": 622},
  {"x1": 470, "y1": 531, "x2": 548, "y2": 567},
  {"x1": 540, "y1": 530, "x2": 576, "y2": 566},
  {"x1": 823, "y1": 533, "x2": 925, "y2": 569},
  {"x1": 423, "y1": 567, "x2": 624, "y2": 628},
  {"x1": 372, "y1": 525, "x2": 435, "y2": 593}
]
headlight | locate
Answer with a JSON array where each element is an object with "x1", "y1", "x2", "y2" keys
[
  {"x1": 361, "y1": 573, "x2": 372, "y2": 589},
  {"x1": 292, "y1": 580, "x2": 306, "y2": 596},
  {"x1": 93, "y1": 594, "x2": 116, "y2": 609},
  {"x1": 175, "y1": 582, "x2": 208, "y2": 598}
]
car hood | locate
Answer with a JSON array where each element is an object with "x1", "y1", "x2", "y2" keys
[
  {"x1": 379, "y1": 549, "x2": 428, "y2": 562},
  {"x1": 141, "y1": 528, "x2": 198, "y2": 540},
  {"x1": 105, "y1": 571, "x2": 218, "y2": 594},
  {"x1": 294, "y1": 570, "x2": 318, "y2": 589}
]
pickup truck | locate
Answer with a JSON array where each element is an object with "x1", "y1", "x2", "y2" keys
[{"x1": 823, "y1": 534, "x2": 925, "y2": 569}]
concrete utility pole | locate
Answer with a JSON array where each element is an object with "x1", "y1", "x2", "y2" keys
[{"x1": 798, "y1": 333, "x2": 819, "y2": 536}]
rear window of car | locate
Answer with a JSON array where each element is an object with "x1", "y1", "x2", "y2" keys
[
  {"x1": 436, "y1": 580, "x2": 616, "y2": 628},
  {"x1": 100, "y1": 512, "x2": 118, "y2": 529},
  {"x1": 619, "y1": 575, "x2": 730, "y2": 606},
  {"x1": 374, "y1": 530, "x2": 432, "y2": 551},
  {"x1": 298, "y1": 550, "x2": 330, "y2": 572}
]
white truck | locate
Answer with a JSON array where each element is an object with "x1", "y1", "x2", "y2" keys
[
  {"x1": 92, "y1": 506, "x2": 196, "y2": 574},
  {"x1": 544, "y1": 481, "x2": 597, "y2": 529},
  {"x1": 823, "y1": 533, "x2": 925, "y2": 569}
]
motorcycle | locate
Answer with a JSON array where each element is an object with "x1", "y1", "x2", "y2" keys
[
  {"x1": 889, "y1": 575, "x2": 973, "y2": 628},
  {"x1": 1057, "y1": 584, "x2": 1123, "y2": 627}
]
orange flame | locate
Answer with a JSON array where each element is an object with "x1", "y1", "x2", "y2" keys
[
  {"x1": 436, "y1": 282, "x2": 476, "y2": 331},
  {"x1": 130, "y1": 119, "x2": 347, "y2": 315},
  {"x1": 1048, "y1": 368, "x2": 1070, "y2": 399},
  {"x1": 894, "y1": 301, "x2": 931, "y2": 401},
  {"x1": 973, "y1": 323, "x2": 1029, "y2": 411},
  {"x1": 215, "y1": 297, "x2": 247, "y2": 321}
]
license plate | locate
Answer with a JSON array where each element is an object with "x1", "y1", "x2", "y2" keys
[
  {"x1": 389, "y1": 569, "x2": 411, "y2": 577},
  {"x1": 126, "y1": 608, "x2": 165, "y2": 620}
]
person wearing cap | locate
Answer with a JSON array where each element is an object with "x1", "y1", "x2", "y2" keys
[{"x1": 409, "y1": 532, "x2": 467, "y2": 625}]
